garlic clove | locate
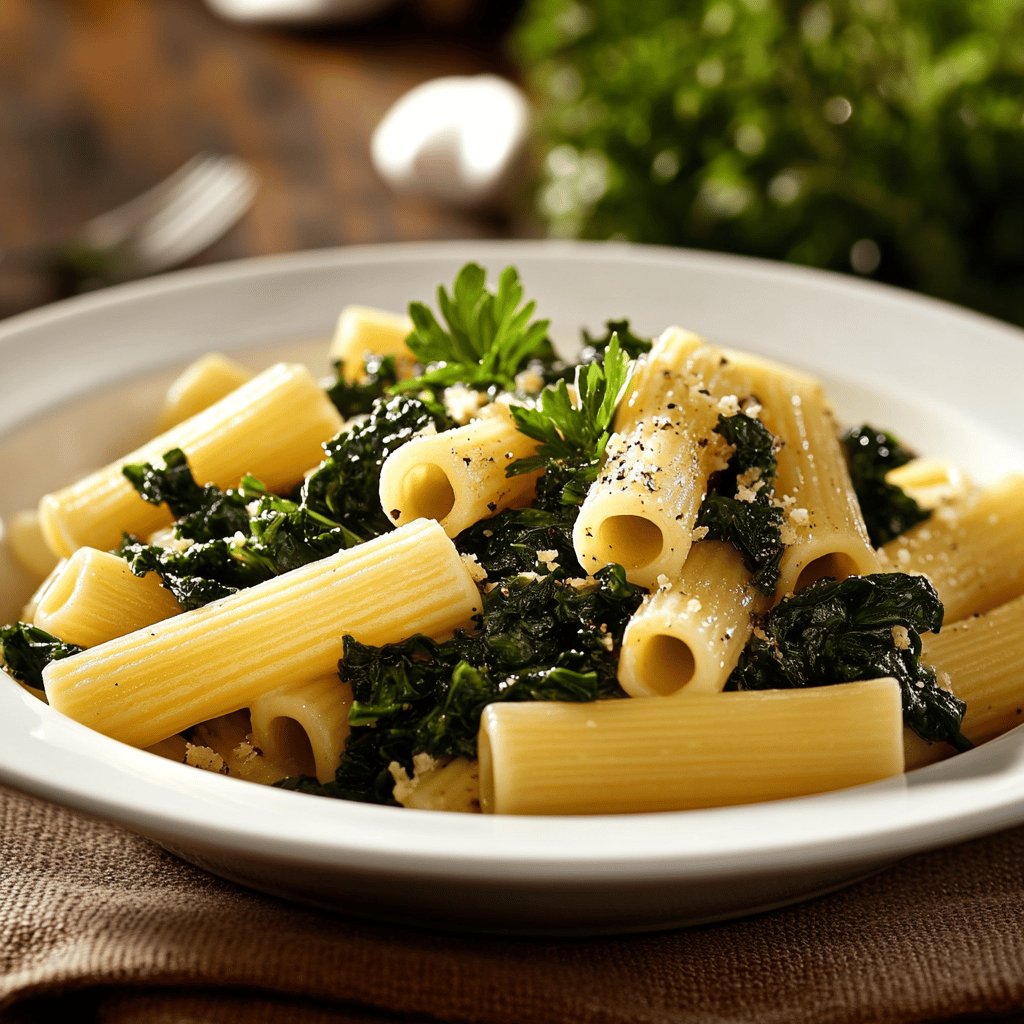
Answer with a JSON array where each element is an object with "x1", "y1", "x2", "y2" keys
[
  {"x1": 205, "y1": 0, "x2": 399, "y2": 23},
  {"x1": 371, "y1": 74, "x2": 531, "y2": 210}
]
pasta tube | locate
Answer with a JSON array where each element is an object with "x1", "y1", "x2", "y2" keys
[
  {"x1": 378, "y1": 406, "x2": 540, "y2": 537},
  {"x1": 6, "y1": 509, "x2": 60, "y2": 582},
  {"x1": 32, "y1": 547, "x2": 181, "y2": 648},
  {"x1": 37, "y1": 363, "x2": 343, "y2": 558},
  {"x1": 882, "y1": 475, "x2": 1024, "y2": 623},
  {"x1": 573, "y1": 328, "x2": 733, "y2": 588},
  {"x1": 329, "y1": 305, "x2": 415, "y2": 380},
  {"x1": 617, "y1": 541, "x2": 758, "y2": 697},
  {"x1": 155, "y1": 352, "x2": 254, "y2": 432},
  {"x1": 885, "y1": 457, "x2": 970, "y2": 511},
  {"x1": 249, "y1": 675, "x2": 352, "y2": 784},
  {"x1": 715, "y1": 350, "x2": 879, "y2": 597},
  {"x1": 478, "y1": 678, "x2": 904, "y2": 814},
  {"x1": 43, "y1": 518, "x2": 481, "y2": 749}
]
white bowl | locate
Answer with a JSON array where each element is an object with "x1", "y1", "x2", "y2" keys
[{"x1": 2, "y1": 240, "x2": 1023, "y2": 935}]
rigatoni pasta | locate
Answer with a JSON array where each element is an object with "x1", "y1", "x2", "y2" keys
[
  {"x1": 905, "y1": 594, "x2": 1024, "y2": 768},
  {"x1": 573, "y1": 328, "x2": 732, "y2": 587},
  {"x1": 882, "y1": 475, "x2": 1024, "y2": 623},
  {"x1": 42, "y1": 518, "x2": 480, "y2": 748},
  {"x1": 32, "y1": 547, "x2": 181, "y2": 648},
  {"x1": 378, "y1": 405, "x2": 540, "y2": 536},
  {"x1": 478, "y1": 678, "x2": 905, "y2": 815},
  {"x1": 329, "y1": 305, "x2": 414, "y2": 380},
  {"x1": 155, "y1": 352, "x2": 254, "y2": 431},
  {"x1": 711, "y1": 348, "x2": 880, "y2": 597},
  {"x1": 249, "y1": 675, "x2": 353, "y2": 784},
  {"x1": 617, "y1": 540, "x2": 757, "y2": 697}
]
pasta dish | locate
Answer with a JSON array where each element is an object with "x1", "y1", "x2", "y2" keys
[{"x1": 2, "y1": 262, "x2": 1021, "y2": 815}]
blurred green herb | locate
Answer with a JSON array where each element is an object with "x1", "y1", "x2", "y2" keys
[{"x1": 514, "y1": 1, "x2": 1024, "y2": 324}]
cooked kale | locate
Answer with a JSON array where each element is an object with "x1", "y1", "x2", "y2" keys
[
  {"x1": 726, "y1": 572, "x2": 970, "y2": 749},
  {"x1": 392, "y1": 263, "x2": 556, "y2": 395},
  {"x1": 285, "y1": 563, "x2": 643, "y2": 804},
  {"x1": 695, "y1": 413, "x2": 785, "y2": 594},
  {"x1": 580, "y1": 318, "x2": 653, "y2": 362},
  {"x1": 325, "y1": 353, "x2": 399, "y2": 419},
  {"x1": 457, "y1": 505, "x2": 582, "y2": 579},
  {"x1": 0, "y1": 623, "x2": 82, "y2": 690},
  {"x1": 843, "y1": 424, "x2": 930, "y2": 546},
  {"x1": 304, "y1": 393, "x2": 452, "y2": 535},
  {"x1": 122, "y1": 447, "x2": 251, "y2": 542},
  {"x1": 117, "y1": 535, "x2": 266, "y2": 610},
  {"x1": 118, "y1": 395, "x2": 450, "y2": 609}
]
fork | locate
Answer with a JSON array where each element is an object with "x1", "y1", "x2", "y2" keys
[{"x1": 2, "y1": 153, "x2": 258, "y2": 297}]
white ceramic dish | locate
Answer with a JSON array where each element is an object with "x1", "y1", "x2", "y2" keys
[{"x1": 2, "y1": 240, "x2": 1023, "y2": 936}]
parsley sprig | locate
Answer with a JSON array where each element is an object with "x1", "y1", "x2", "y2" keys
[
  {"x1": 508, "y1": 334, "x2": 633, "y2": 508},
  {"x1": 393, "y1": 263, "x2": 552, "y2": 394}
]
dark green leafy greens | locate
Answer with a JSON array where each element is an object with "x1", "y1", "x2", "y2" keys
[
  {"x1": 580, "y1": 319, "x2": 653, "y2": 362},
  {"x1": 119, "y1": 396, "x2": 450, "y2": 609},
  {"x1": 842, "y1": 424, "x2": 930, "y2": 546},
  {"x1": 695, "y1": 413, "x2": 785, "y2": 594},
  {"x1": 280, "y1": 564, "x2": 644, "y2": 804},
  {"x1": 392, "y1": 263, "x2": 555, "y2": 396},
  {"x1": 0, "y1": 623, "x2": 83, "y2": 690},
  {"x1": 326, "y1": 353, "x2": 399, "y2": 418},
  {"x1": 726, "y1": 572, "x2": 970, "y2": 750}
]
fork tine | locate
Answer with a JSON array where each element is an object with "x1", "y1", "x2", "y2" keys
[
  {"x1": 127, "y1": 160, "x2": 258, "y2": 274},
  {"x1": 79, "y1": 154, "x2": 222, "y2": 251}
]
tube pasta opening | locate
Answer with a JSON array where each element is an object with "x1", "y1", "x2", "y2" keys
[
  {"x1": 262, "y1": 717, "x2": 317, "y2": 779},
  {"x1": 249, "y1": 675, "x2": 353, "y2": 784},
  {"x1": 390, "y1": 463, "x2": 457, "y2": 524},
  {"x1": 596, "y1": 515, "x2": 665, "y2": 572},
  {"x1": 632, "y1": 635, "x2": 696, "y2": 695},
  {"x1": 618, "y1": 541, "x2": 756, "y2": 698},
  {"x1": 793, "y1": 551, "x2": 867, "y2": 593}
]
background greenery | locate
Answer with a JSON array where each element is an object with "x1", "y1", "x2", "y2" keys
[{"x1": 513, "y1": 0, "x2": 1024, "y2": 325}]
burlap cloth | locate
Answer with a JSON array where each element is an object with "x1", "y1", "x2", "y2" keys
[{"x1": 1, "y1": 785, "x2": 1023, "y2": 1024}]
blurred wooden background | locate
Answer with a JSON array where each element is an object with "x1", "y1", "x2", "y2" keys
[{"x1": 0, "y1": 0, "x2": 526, "y2": 316}]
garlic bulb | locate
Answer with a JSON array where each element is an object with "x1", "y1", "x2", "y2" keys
[{"x1": 371, "y1": 75, "x2": 531, "y2": 210}]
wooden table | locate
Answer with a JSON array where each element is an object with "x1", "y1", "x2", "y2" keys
[{"x1": 0, "y1": 0, "x2": 525, "y2": 316}]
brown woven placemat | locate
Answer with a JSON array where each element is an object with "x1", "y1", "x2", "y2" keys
[{"x1": 2, "y1": 785, "x2": 1023, "y2": 1024}]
